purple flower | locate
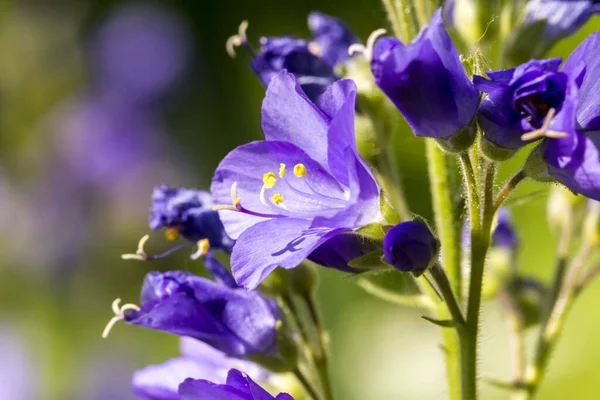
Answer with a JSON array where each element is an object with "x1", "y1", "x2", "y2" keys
[
  {"x1": 178, "y1": 369, "x2": 293, "y2": 400},
  {"x1": 211, "y1": 72, "x2": 381, "y2": 289},
  {"x1": 474, "y1": 58, "x2": 575, "y2": 151},
  {"x1": 307, "y1": 233, "x2": 376, "y2": 272},
  {"x1": 371, "y1": 9, "x2": 479, "y2": 144},
  {"x1": 92, "y1": 4, "x2": 190, "y2": 103},
  {"x1": 124, "y1": 270, "x2": 279, "y2": 358},
  {"x1": 523, "y1": 1, "x2": 600, "y2": 53},
  {"x1": 133, "y1": 338, "x2": 267, "y2": 400},
  {"x1": 150, "y1": 185, "x2": 234, "y2": 252},
  {"x1": 250, "y1": 12, "x2": 357, "y2": 102},
  {"x1": 541, "y1": 31, "x2": 600, "y2": 199},
  {"x1": 383, "y1": 221, "x2": 438, "y2": 273},
  {"x1": 492, "y1": 208, "x2": 518, "y2": 250}
]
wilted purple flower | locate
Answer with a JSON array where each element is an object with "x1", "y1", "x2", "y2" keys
[
  {"x1": 371, "y1": 9, "x2": 479, "y2": 146},
  {"x1": 250, "y1": 12, "x2": 358, "y2": 101},
  {"x1": 149, "y1": 185, "x2": 234, "y2": 252},
  {"x1": 383, "y1": 221, "x2": 438, "y2": 273},
  {"x1": 133, "y1": 338, "x2": 267, "y2": 400},
  {"x1": 179, "y1": 369, "x2": 293, "y2": 400},
  {"x1": 92, "y1": 4, "x2": 190, "y2": 103},
  {"x1": 211, "y1": 72, "x2": 381, "y2": 289},
  {"x1": 492, "y1": 208, "x2": 518, "y2": 249},
  {"x1": 124, "y1": 270, "x2": 279, "y2": 358}
]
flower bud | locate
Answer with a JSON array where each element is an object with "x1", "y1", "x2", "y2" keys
[
  {"x1": 513, "y1": 277, "x2": 547, "y2": 328},
  {"x1": 547, "y1": 185, "x2": 586, "y2": 235},
  {"x1": 383, "y1": 220, "x2": 439, "y2": 275},
  {"x1": 288, "y1": 262, "x2": 318, "y2": 296}
]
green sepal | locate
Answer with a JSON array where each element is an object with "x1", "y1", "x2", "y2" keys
[
  {"x1": 480, "y1": 135, "x2": 517, "y2": 161},
  {"x1": 524, "y1": 144, "x2": 555, "y2": 183},
  {"x1": 356, "y1": 222, "x2": 386, "y2": 242},
  {"x1": 352, "y1": 269, "x2": 423, "y2": 297},
  {"x1": 434, "y1": 121, "x2": 476, "y2": 153},
  {"x1": 421, "y1": 316, "x2": 456, "y2": 328},
  {"x1": 347, "y1": 249, "x2": 389, "y2": 270},
  {"x1": 380, "y1": 192, "x2": 401, "y2": 225}
]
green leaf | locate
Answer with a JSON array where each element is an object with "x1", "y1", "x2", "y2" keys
[
  {"x1": 356, "y1": 223, "x2": 386, "y2": 241},
  {"x1": 347, "y1": 250, "x2": 388, "y2": 270},
  {"x1": 421, "y1": 316, "x2": 456, "y2": 328},
  {"x1": 380, "y1": 193, "x2": 401, "y2": 225}
]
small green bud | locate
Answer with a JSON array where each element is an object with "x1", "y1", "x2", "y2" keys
[
  {"x1": 513, "y1": 278, "x2": 547, "y2": 328},
  {"x1": 258, "y1": 267, "x2": 290, "y2": 298}
]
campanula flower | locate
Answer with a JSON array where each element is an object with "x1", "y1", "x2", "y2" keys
[
  {"x1": 150, "y1": 185, "x2": 234, "y2": 252},
  {"x1": 383, "y1": 221, "x2": 438, "y2": 273},
  {"x1": 506, "y1": 0, "x2": 600, "y2": 62},
  {"x1": 211, "y1": 71, "x2": 381, "y2": 289},
  {"x1": 249, "y1": 12, "x2": 358, "y2": 101},
  {"x1": 132, "y1": 338, "x2": 268, "y2": 400},
  {"x1": 179, "y1": 369, "x2": 294, "y2": 400},
  {"x1": 123, "y1": 270, "x2": 279, "y2": 358},
  {"x1": 371, "y1": 9, "x2": 479, "y2": 149}
]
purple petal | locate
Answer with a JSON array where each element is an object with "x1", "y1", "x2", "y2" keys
[
  {"x1": 307, "y1": 11, "x2": 358, "y2": 66},
  {"x1": 231, "y1": 218, "x2": 347, "y2": 289},
  {"x1": 383, "y1": 221, "x2": 437, "y2": 272}
]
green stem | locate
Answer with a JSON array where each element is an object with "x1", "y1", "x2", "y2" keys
[
  {"x1": 426, "y1": 140, "x2": 463, "y2": 400},
  {"x1": 293, "y1": 367, "x2": 322, "y2": 400},
  {"x1": 493, "y1": 170, "x2": 527, "y2": 214},
  {"x1": 430, "y1": 264, "x2": 466, "y2": 326},
  {"x1": 303, "y1": 293, "x2": 334, "y2": 400},
  {"x1": 518, "y1": 244, "x2": 594, "y2": 399},
  {"x1": 356, "y1": 278, "x2": 435, "y2": 309},
  {"x1": 380, "y1": 0, "x2": 406, "y2": 39},
  {"x1": 459, "y1": 150, "x2": 493, "y2": 400}
]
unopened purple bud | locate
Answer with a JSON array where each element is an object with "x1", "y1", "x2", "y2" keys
[{"x1": 383, "y1": 221, "x2": 438, "y2": 273}]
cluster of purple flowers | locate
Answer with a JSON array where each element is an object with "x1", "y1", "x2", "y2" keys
[{"x1": 109, "y1": 3, "x2": 600, "y2": 399}]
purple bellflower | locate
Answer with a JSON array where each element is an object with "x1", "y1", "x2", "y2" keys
[
  {"x1": 123, "y1": 269, "x2": 279, "y2": 358},
  {"x1": 132, "y1": 338, "x2": 267, "y2": 400},
  {"x1": 477, "y1": 31, "x2": 600, "y2": 199},
  {"x1": 371, "y1": 9, "x2": 479, "y2": 147},
  {"x1": 249, "y1": 12, "x2": 358, "y2": 101},
  {"x1": 383, "y1": 221, "x2": 438, "y2": 273},
  {"x1": 211, "y1": 71, "x2": 381, "y2": 289},
  {"x1": 179, "y1": 369, "x2": 293, "y2": 400},
  {"x1": 149, "y1": 185, "x2": 234, "y2": 252}
]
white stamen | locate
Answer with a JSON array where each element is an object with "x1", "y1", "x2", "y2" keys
[
  {"x1": 226, "y1": 20, "x2": 249, "y2": 58},
  {"x1": 348, "y1": 28, "x2": 386, "y2": 62},
  {"x1": 102, "y1": 298, "x2": 140, "y2": 339},
  {"x1": 521, "y1": 108, "x2": 569, "y2": 141},
  {"x1": 121, "y1": 234, "x2": 150, "y2": 261}
]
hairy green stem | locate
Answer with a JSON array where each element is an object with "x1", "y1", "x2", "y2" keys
[
  {"x1": 517, "y1": 244, "x2": 594, "y2": 399},
  {"x1": 430, "y1": 264, "x2": 466, "y2": 326},
  {"x1": 426, "y1": 140, "x2": 463, "y2": 400},
  {"x1": 303, "y1": 294, "x2": 334, "y2": 400},
  {"x1": 493, "y1": 170, "x2": 527, "y2": 213},
  {"x1": 356, "y1": 278, "x2": 435, "y2": 309}
]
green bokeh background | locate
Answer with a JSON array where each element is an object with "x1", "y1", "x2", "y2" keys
[{"x1": 0, "y1": 0, "x2": 599, "y2": 398}]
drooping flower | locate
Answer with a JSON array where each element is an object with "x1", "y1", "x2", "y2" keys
[
  {"x1": 149, "y1": 185, "x2": 234, "y2": 252},
  {"x1": 132, "y1": 338, "x2": 267, "y2": 400},
  {"x1": 505, "y1": 0, "x2": 600, "y2": 63},
  {"x1": 178, "y1": 369, "x2": 294, "y2": 400},
  {"x1": 371, "y1": 9, "x2": 479, "y2": 149},
  {"x1": 123, "y1": 269, "x2": 279, "y2": 358},
  {"x1": 211, "y1": 71, "x2": 381, "y2": 289},
  {"x1": 249, "y1": 12, "x2": 358, "y2": 101},
  {"x1": 382, "y1": 221, "x2": 438, "y2": 273}
]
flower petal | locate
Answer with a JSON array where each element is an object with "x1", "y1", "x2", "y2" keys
[{"x1": 231, "y1": 217, "x2": 347, "y2": 289}]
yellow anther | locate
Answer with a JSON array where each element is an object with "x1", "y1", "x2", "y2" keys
[
  {"x1": 279, "y1": 163, "x2": 286, "y2": 178},
  {"x1": 275, "y1": 320, "x2": 283, "y2": 330},
  {"x1": 190, "y1": 239, "x2": 210, "y2": 260},
  {"x1": 263, "y1": 172, "x2": 277, "y2": 188},
  {"x1": 272, "y1": 193, "x2": 284, "y2": 204},
  {"x1": 165, "y1": 228, "x2": 180, "y2": 241},
  {"x1": 293, "y1": 163, "x2": 307, "y2": 177}
]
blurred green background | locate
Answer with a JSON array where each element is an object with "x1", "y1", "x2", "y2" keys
[{"x1": 0, "y1": 0, "x2": 598, "y2": 399}]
